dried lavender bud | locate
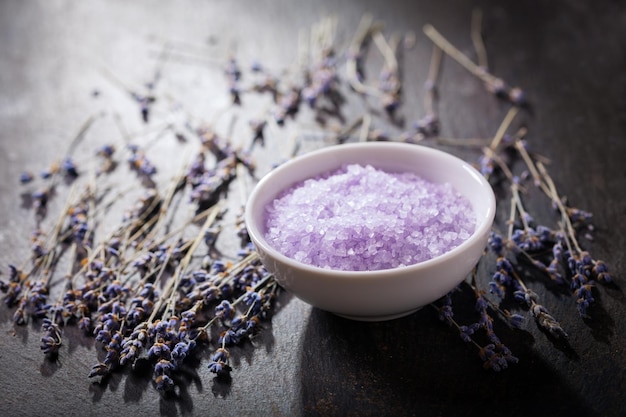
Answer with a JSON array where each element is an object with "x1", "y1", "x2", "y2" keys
[
  {"x1": 61, "y1": 158, "x2": 79, "y2": 178},
  {"x1": 479, "y1": 343, "x2": 519, "y2": 371},
  {"x1": 130, "y1": 93, "x2": 155, "y2": 123},
  {"x1": 40, "y1": 318, "x2": 62, "y2": 355},
  {"x1": 249, "y1": 119, "x2": 267, "y2": 148},
  {"x1": 532, "y1": 304, "x2": 568, "y2": 338},
  {"x1": 508, "y1": 87, "x2": 526, "y2": 106},
  {"x1": 224, "y1": 57, "x2": 242, "y2": 104},
  {"x1": 488, "y1": 232, "x2": 504, "y2": 255},
  {"x1": 566, "y1": 207, "x2": 593, "y2": 224},
  {"x1": 96, "y1": 144, "x2": 115, "y2": 158},
  {"x1": 413, "y1": 113, "x2": 439, "y2": 137},
  {"x1": 215, "y1": 300, "x2": 235, "y2": 321},
  {"x1": 573, "y1": 283, "x2": 595, "y2": 317},
  {"x1": 437, "y1": 292, "x2": 453, "y2": 323},
  {"x1": 208, "y1": 347, "x2": 231, "y2": 376},
  {"x1": 148, "y1": 341, "x2": 172, "y2": 361},
  {"x1": 127, "y1": 144, "x2": 157, "y2": 177},
  {"x1": 20, "y1": 171, "x2": 34, "y2": 184},
  {"x1": 507, "y1": 312, "x2": 525, "y2": 329},
  {"x1": 250, "y1": 61, "x2": 262, "y2": 72},
  {"x1": 592, "y1": 260, "x2": 612, "y2": 283},
  {"x1": 514, "y1": 288, "x2": 538, "y2": 305},
  {"x1": 154, "y1": 373, "x2": 175, "y2": 392},
  {"x1": 88, "y1": 363, "x2": 110, "y2": 378},
  {"x1": 273, "y1": 88, "x2": 301, "y2": 125}
]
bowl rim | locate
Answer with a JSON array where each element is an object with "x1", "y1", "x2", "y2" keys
[{"x1": 245, "y1": 141, "x2": 495, "y2": 278}]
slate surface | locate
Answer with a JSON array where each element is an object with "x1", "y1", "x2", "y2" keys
[{"x1": 0, "y1": 1, "x2": 624, "y2": 416}]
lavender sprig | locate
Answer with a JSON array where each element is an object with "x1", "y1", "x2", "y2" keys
[
  {"x1": 433, "y1": 287, "x2": 519, "y2": 372},
  {"x1": 40, "y1": 318, "x2": 62, "y2": 356},
  {"x1": 205, "y1": 273, "x2": 276, "y2": 377},
  {"x1": 423, "y1": 24, "x2": 526, "y2": 106}
]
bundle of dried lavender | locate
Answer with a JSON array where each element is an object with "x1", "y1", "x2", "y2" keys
[{"x1": 0, "y1": 11, "x2": 615, "y2": 391}]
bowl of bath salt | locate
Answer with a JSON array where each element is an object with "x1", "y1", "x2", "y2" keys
[{"x1": 245, "y1": 142, "x2": 495, "y2": 321}]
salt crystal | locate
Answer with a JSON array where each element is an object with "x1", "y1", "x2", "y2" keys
[{"x1": 264, "y1": 163, "x2": 476, "y2": 271}]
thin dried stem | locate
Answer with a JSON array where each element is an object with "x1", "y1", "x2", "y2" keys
[
  {"x1": 359, "y1": 114, "x2": 371, "y2": 142},
  {"x1": 346, "y1": 15, "x2": 384, "y2": 97},
  {"x1": 514, "y1": 139, "x2": 543, "y2": 187},
  {"x1": 536, "y1": 162, "x2": 583, "y2": 254},
  {"x1": 149, "y1": 204, "x2": 222, "y2": 322},
  {"x1": 488, "y1": 107, "x2": 519, "y2": 151},
  {"x1": 372, "y1": 30, "x2": 398, "y2": 73},
  {"x1": 511, "y1": 182, "x2": 530, "y2": 231},
  {"x1": 423, "y1": 24, "x2": 500, "y2": 86},
  {"x1": 423, "y1": 22, "x2": 526, "y2": 106},
  {"x1": 424, "y1": 45, "x2": 443, "y2": 115},
  {"x1": 471, "y1": 8, "x2": 489, "y2": 70},
  {"x1": 144, "y1": 158, "x2": 191, "y2": 242}
]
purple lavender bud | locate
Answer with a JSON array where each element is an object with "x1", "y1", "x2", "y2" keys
[
  {"x1": 487, "y1": 78, "x2": 507, "y2": 96},
  {"x1": 230, "y1": 315, "x2": 244, "y2": 329},
  {"x1": 475, "y1": 294, "x2": 489, "y2": 311},
  {"x1": 154, "y1": 374, "x2": 175, "y2": 391},
  {"x1": 78, "y1": 317, "x2": 92, "y2": 332},
  {"x1": 479, "y1": 344, "x2": 496, "y2": 361},
  {"x1": 245, "y1": 317, "x2": 259, "y2": 331},
  {"x1": 120, "y1": 346, "x2": 138, "y2": 366},
  {"x1": 148, "y1": 342, "x2": 171, "y2": 360},
  {"x1": 62, "y1": 158, "x2": 79, "y2": 177},
  {"x1": 458, "y1": 326, "x2": 473, "y2": 342},
  {"x1": 576, "y1": 297, "x2": 592, "y2": 317},
  {"x1": 225, "y1": 58, "x2": 241, "y2": 81},
  {"x1": 301, "y1": 87, "x2": 317, "y2": 107},
  {"x1": 88, "y1": 363, "x2": 109, "y2": 378},
  {"x1": 154, "y1": 359, "x2": 175, "y2": 375},
  {"x1": 509, "y1": 87, "x2": 526, "y2": 106},
  {"x1": 8, "y1": 265, "x2": 20, "y2": 281},
  {"x1": 171, "y1": 342, "x2": 189, "y2": 363},
  {"x1": 479, "y1": 154, "x2": 494, "y2": 176},
  {"x1": 487, "y1": 232, "x2": 504, "y2": 255},
  {"x1": 218, "y1": 329, "x2": 239, "y2": 346},
  {"x1": 508, "y1": 313, "x2": 525, "y2": 328},
  {"x1": 96, "y1": 329, "x2": 112, "y2": 343},
  {"x1": 208, "y1": 360, "x2": 231, "y2": 376},
  {"x1": 215, "y1": 299, "x2": 234, "y2": 320},
  {"x1": 97, "y1": 144, "x2": 115, "y2": 157},
  {"x1": 20, "y1": 171, "x2": 34, "y2": 184},
  {"x1": 438, "y1": 304, "x2": 453, "y2": 322},
  {"x1": 31, "y1": 190, "x2": 48, "y2": 208}
]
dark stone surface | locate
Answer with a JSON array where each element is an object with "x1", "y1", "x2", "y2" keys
[{"x1": 0, "y1": 1, "x2": 624, "y2": 416}]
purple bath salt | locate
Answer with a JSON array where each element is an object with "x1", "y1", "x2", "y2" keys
[{"x1": 264, "y1": 163, "x2": 476, "y2": 271}]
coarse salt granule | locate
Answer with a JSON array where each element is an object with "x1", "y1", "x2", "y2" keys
[{"x1": 264, "y1": 163, "x2": 476, "y2": 271}]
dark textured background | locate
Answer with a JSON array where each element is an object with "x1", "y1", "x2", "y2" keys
[{"x1": 0, "y1": 1, "x2": 625, "y2": 416}]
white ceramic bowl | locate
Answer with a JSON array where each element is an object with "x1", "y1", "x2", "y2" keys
[{"x1": 245, "y1": 142, "x2": 495, "y2": 321}]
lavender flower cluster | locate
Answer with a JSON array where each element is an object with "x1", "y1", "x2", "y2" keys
[
  {"x1": 1, "y1": 119, "x2": 278, "y2": 394},
  {"x1": 436, "y1": 290, "x2": 519, "y2": 372},
  {"x1": 421, "y1": 17, "x2": 613, "y2": 368}
]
